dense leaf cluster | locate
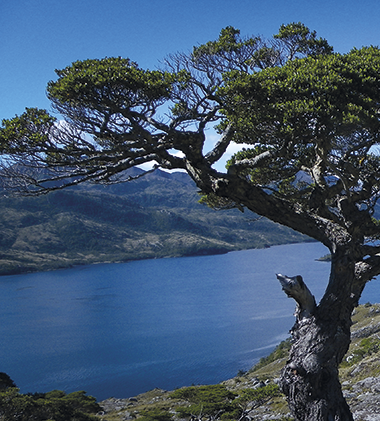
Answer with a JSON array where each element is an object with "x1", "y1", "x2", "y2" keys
[{"x1": 223, "y1": 47, "x2": 380, "y2": 205}]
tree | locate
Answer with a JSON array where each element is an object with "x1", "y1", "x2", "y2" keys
[{"x1": 1, "y1": 22, "x2": 380, "y2": 419}]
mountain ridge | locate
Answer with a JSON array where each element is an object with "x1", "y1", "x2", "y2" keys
[{"x1": 0, "y1": 169, "x2": 309, "y2": 276}]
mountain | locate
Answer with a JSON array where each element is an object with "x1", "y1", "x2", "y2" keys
[{"x1": 0, "y1": 169, "x2": 309, "y2": 275}]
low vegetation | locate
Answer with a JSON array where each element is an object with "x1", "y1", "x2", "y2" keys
[{"x1": 0, "y1": 387, "x2": 100, "y2": 421}]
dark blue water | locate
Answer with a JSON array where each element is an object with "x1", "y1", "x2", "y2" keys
[{"x1": 1, "y1": 242, "x2": 379, "y2": 401}]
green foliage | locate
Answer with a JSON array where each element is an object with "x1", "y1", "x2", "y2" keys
[
  {"x1": 193, "y1": 26, "x2": 260, "y2": 58},
  {"x1": 220, "y1": 45, "x2": 380, "y2": 211},
  {"x1": 252, "y1": 338, "x2": 292, "y2": 371},
  {"x1": 234, "y1": 384, "x2": 281, "y2": 408},
  {"x1": 226, "y1": 146, "x2": 308, "y2": 190},
  {"x1": 138, "y1": 408, "x2": 173, "y2": 421},
  {"x1": 170, "y1": 385, "x2": 237, "y2": 419},
  {"x1": 170, "y1": 383, "x2": 282, "y2": 420},
  {"x1": 274, "y1": 22, "x2": 333, "y2": 58},
  {"x1": 341, "y1": 337, "x2": 380, "y2": 367},
  {"x1": 0, "y1": 387, "x2": 100, "y2": 421},
  {"x1": 224, "y1": 47, "x2": 380, "y2": 145},
  {"x1": 0, "y1": 108, "x2": 56, "y2": 153},
  {"x1": 47, "y1": 57, "x2": 181, "y2": 110},
  {"x1": 198, "y1": 191, "x2": 239, "y2": 210}
]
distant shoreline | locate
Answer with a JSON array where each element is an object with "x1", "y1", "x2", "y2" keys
[{"x1": 0, "y1": 239, "x2": 316, "y2": 277}]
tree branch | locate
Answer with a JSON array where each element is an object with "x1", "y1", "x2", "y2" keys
[
  {"x1": 205, "y1": 124, "x2": 234, "y2": 165},
  {"x1": 277, "y1": 274, "x2": 316, "y2": 320}
]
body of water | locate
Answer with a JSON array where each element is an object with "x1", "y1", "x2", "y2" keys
[{"x1": 1, "y1": 242, "x2": 379, "y2": 401}]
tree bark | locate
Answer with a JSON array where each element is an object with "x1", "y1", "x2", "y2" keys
[
  {"x1": 277, "y1": 271, "x2": 354, "y2": 420},
  {"x1": 280, "y1": 314, "x2": 352, "y2": 420}
]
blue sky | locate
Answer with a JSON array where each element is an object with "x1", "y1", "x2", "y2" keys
[{"x1": 1, "y1": 0, "x2": 380, "y2": 121}]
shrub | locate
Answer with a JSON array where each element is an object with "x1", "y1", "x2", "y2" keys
[
  {"x1": 0, "y1": 387, "x2": 100, "y2": 421},
  {"x1": 171, "y1": 384, "x2": 237, "y2": 419},
  {"x1": 138, "y1": 408, "x2": 173, "y2": 421},
  {"x1": 341, "y1": 337, "x2": 380, "y2": 367},
  {"x1": 234, "y1": 384, "x2": 281, "y2": 408},
  {"x1": 171, "y1": 383, "x2": 282, "y2": 420}
]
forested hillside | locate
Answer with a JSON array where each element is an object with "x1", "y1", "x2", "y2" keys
[{"x1": 0, "y1": 169, "x2": 309, "y2": 275}]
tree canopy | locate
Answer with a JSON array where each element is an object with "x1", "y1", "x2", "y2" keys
[{"x1": 0, "y1": 23, "x2": 334, "y2": 188}]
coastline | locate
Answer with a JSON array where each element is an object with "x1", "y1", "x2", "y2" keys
[{"x1": 0, "y1": 239, "x2": 316, "y2": 277}]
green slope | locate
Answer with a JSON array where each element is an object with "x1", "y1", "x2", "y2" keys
[{"x1": 0, "y1": 169, "x2": 309, "y2": 275}]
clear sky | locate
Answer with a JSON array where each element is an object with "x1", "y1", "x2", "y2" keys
[{"x1": 1, "y1": 0, "x2": 380, "y2": 121}]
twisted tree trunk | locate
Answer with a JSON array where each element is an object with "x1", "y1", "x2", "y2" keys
[{"x1": 277, "y1": 271, "x2": 354, "y2": 420}]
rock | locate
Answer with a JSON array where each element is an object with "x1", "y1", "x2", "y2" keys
[
  {"x1": 99, "y1": 397, "x2": 132, "y2": 413},
  {"x1": 352, "y1": 377, "x2": 380, "y2": 393},
  {"x1": 351, "y1": 322, "x2": 380, "y2": 339},
  {"x1": 343, "y1": 376, "x2": 380, "y2": 420},
  {"x1": 250, "y1": 377, "x2": 266, "y2": 389}
]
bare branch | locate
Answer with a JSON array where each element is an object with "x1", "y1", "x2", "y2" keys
[
  {"x1": 277, "y1": 274, "x2": 316, "y2": 320},
  {"x1": 205, "y1": 124, "x2": 234, "y2": 165}
]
